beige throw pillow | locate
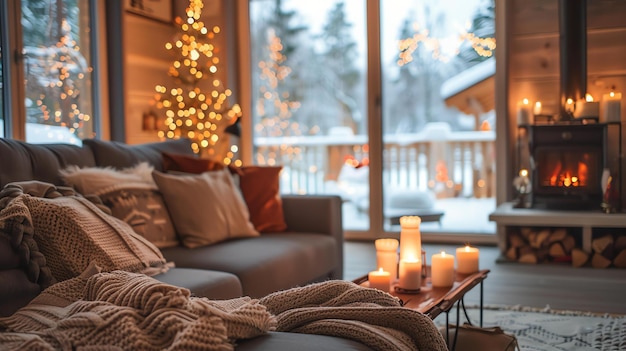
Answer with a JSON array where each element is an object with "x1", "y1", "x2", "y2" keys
[
  {"x1": 152, "y1": 169, "x2": 259, "y2": 248},
  {"x1": 60, "y1": 163, "x2": 179, "y2": 248}
]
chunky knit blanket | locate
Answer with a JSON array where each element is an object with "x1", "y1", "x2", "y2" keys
[{"x1": 0, "y1": 271, "x2": 447, "y2": 351}]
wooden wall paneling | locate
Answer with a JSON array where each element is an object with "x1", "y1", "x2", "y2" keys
[
  {"x1": 587, "y1": 29, "x2": 626, "y2": 77},
  {"x1": 511, "y1": 0, "x2": 558, "y2": 35},
  {"x1": 509, "y1": 34, "x2": 559, "y2": 80},
  {"x1": 587, "y1": 0, "x2": 626, "y2": 29}
]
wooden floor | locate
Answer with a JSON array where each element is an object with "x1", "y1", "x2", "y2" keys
[{"x1": 344, "y1": 240, "x2": 626, "y2": 315}]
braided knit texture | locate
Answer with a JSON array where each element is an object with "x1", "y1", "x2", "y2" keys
[
  {"x1": 1, "y1": 276, "x2": 448, "y2": 351},
  {"x1": 0, "y1": 267, "x2": 276, "y2": 351},
  {"x1": 0, "y1": 190, "x2": 168, "y2": 283},
  {"x1": 260, "y1": 280, "x2": 448, "y2": 351}
]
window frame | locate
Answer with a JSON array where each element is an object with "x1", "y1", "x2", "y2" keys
[{"x1": 0, "y1": 0, "x2": 104, "y2": 141}]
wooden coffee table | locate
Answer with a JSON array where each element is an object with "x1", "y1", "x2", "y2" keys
[{"x1": 353, "y1": 268, "x2": 489, "y2": 322}]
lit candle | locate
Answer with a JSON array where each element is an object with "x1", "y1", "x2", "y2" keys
[
  {"x1": 574, "y1": 94, "x2": 599, "y2": 118},
  {"x1": 600, "y1": 92, "x2": 622, "y2": 123},
  {"x1": 399, "y1": 216, "x2": 421, "y2": 264},
  {"x1": 431, "y1": 251, "x2": 455, "y2": 287},
  {"x1": 533, "y1": 101, "x2": 542, "y2": 116},
  {"x1": 517, "y1": 98, "x2": 533, "y2": 125},
  {"x1": 368, "y1": 267, "x2": 391, "y2": 291},
  {"x1": 398, "y1": 258, "x2": 422, "y2": 290},
  {"x1": 456, "y1": 245, "x2": 480, "y2": 274},
  {"x1": 375, "y1": 238, "x2": 399, "y2": 280}
]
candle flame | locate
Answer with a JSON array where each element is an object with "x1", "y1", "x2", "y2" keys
[
  {"x1": 585, "y1": 93, "x2": 594, "y2": 102},
  {"x1": 610, "y1": 91, "x2": 615, "y2": 98},
  {"x1": 519, "y1": 169, "x2": 528, "y2": 177},
  {"x1": 378, "y1": 267, "x2": 384, "y2": 273},
  {"x1": 522, "y1": 98, "x2": 529, "y2": 105},
  {"x1": 440, "y1": 251, "x2": 446, "y2": 256},
  {"x1": 464, "y1": 245, "x2": 471, "y2": 252}
]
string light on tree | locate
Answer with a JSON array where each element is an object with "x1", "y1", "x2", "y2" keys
[
  {"x1": 154, "y1": 0, "x2": 241, "y2": 164},
  {"x1": 35, "y1": 19, "x2": 92, "y2": 138}
]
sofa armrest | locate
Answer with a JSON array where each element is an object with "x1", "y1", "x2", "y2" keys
[{"x1": 281, "y1": 195, "x2": 343, "y2": 280}]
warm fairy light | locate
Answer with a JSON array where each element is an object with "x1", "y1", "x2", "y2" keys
[
  {"x1": 519, "y1": 169, "x2": 528, "y2": 177},
  {"x1": 154, "y1": 0, "x2": 242, "y2": 163},
  {"x1": 398, "y1": 21, "x2": 496, "y2": 65}
]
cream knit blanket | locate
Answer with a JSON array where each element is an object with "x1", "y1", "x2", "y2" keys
[{"x1": 0, "y1": 271, "x2": 447, "y2": 351}]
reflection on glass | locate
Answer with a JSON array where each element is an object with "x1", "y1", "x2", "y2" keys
[
  {"x1": 249, "y1": 0, "x2": 368, "y2": 230},
  {"x1": 381, "y1": 0, "x2": 496, "y2": 233},
  {"x1": 21, "y1": 0, "x2": 93, "y2": 144}
]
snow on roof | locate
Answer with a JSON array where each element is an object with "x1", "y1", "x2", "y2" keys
[{"x1": 440, "y1": 57, "x2": 495, "y2": 115}]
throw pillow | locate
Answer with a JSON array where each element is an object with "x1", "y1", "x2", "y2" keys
[
  {"x1": 235, "y1": 166, "x2": 287, "y2": 232},
  {"x1": 60, "y1": 163, "x2": 179, "y2": 248},
  {"x1": 161, "y1": 153, "x2": 287, "y2": 233},
  {"x1": 1, "y1": 193, "x2": 168, "y2": 282},
  {"x1": 152, "y1": 169, "x2": 259, "y2": 248},
  {"x1": 162, "y1": 152, "x2": 226, "y2": 173}
]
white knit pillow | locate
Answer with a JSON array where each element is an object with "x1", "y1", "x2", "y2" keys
[{"x1": 152, "y1": 169, "x2": 259, "y2": 248}]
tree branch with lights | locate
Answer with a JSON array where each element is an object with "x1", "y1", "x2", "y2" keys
[{"x1": 154, "y1": 0, "x2": 241, "y2": 164}]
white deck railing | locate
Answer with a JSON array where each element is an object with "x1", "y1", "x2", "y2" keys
[{"x1": 254, "y1": 129, "x2": 496, "y2": 200}]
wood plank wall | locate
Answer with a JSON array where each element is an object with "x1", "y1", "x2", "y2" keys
[{"x1": 506, "y1": 0, "x2": 626, "y2": 209}]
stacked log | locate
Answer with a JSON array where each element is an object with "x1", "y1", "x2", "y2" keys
[
  {"x1": 573, "y1": 234, "x2": 626, "y2": 268},
  {"x1": 506, "y1": 227, "x2": 575, "y2": 264}
]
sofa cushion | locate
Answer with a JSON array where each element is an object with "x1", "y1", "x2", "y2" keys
[
  {"x1": 234, "y1": 166, "x2": 287, "y2": 233},
  {"x1": 153, "y1": 267, "x2": 243, "y2": 300},
  {"x1": 160, "y1": 153, "x2": 287, "y2": 233},
  {"x1": 2, "y1": 193, "x2": 168, "y2": 282},
  {"x1": 152, "y1": 169, "x2": 259, "y2": 248},
  {"x1": 83, "y1": 138, "x2": 194, "y2": 170},
  {"x1": 0, "y1": 138, "x2": 96, "y2": 189},
  {"x1": 160, "y1": 233, "x2": 338, "y2": 298},
  {"x1": 235, "y1": 331, "x2": 373, "y2": 351},
  {"x1": 60, "y1": 163, "x2": 179, "y2": 248}
]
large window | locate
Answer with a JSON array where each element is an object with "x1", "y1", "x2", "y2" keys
[
  {"x1": 1, "y1": 0, "x2": 97, "y2": 144},
  {"x1": 244, "y1": 0, "x2": 496, "y2": 238}
]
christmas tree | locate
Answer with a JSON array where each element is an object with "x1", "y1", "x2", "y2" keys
[{"x1": 154, "y1": 0, "x2": 241, "y2": 164}]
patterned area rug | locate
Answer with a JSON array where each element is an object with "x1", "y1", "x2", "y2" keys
[{"x1": 435, "y1": 305, "x2": 626, "y2": 351}]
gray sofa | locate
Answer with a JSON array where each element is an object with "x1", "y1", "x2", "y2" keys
[{"x1": 0, "y1": 137, "x2": 372, "y2": 350}]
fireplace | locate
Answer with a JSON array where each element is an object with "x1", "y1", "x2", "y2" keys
[{"x1": 530, "y1": 124, "x2": 604, "y2": 209}]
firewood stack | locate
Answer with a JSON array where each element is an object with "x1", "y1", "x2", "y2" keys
[
  {"x1": 572, "y1": 234, "x2": 626, "y2": 268},
  {"x1": 506, "y1": 228, "x2": 575, "y2": 264},
  {"x1": 506, "y1": 228, "x2": 626, "y2": 268}
]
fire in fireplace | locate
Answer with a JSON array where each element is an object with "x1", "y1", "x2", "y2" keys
[{"x1": 530, "y1": 124, "x2": 604, "y2": 209}]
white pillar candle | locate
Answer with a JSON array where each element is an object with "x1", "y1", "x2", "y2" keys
[
  {"x1": 368, "y1": 268, "x2": 391, "y2": 291},
  {"x1": 517, "y1": 98, "x2": 533, "y2": 125},
  {"x1": 375, "y1": 238, "x2": 399, "y2": 280},
  {"x1": 533, "y1": 101, "x2": 542, "y2": 116},
  {"x1": 600, "y1": 92, "x2": 622, "y2": 123},
  {"x1": 431, "y1": 251, "x2": 455, "y2": 287},
  {"x1": 399, "y1": 216, "x2": 422, "y2": 263},
  {"x1": 398, "y1": 258, "x2": 422, "y2": 290},
  {"x1": 456, "y1": 245, "x2": 480, "y2": 274}
]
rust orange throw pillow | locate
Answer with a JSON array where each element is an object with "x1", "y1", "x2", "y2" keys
[
  {"x1": 236, "y1": 166, "x2": 287, "y2": 233},
  {"x1": 161, "y1": 152, "x2": 287, "y2": 233}
]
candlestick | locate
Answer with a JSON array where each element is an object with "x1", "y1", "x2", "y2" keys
[
  {"x1": 456, "y1": 245, "x2": 480, "y2": 274},
  {"x1": 375, "y1": 238, "x2": 399, "y2": 280},
  {"x1": 431, "y1": 251, "x2": 455, "y2": 287},
  {"x1": 368, "y1": 268, "x2": 391, "y2": 292},
  {"x1": 398, "y1": 258, "x2": 422, "y2": 291},
  {"x1": 600, "y1": 92, "x2": 622, "y2": 123},
  {"x1": 517, "y1": 98, "x2": 533, "y2": 125}
]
